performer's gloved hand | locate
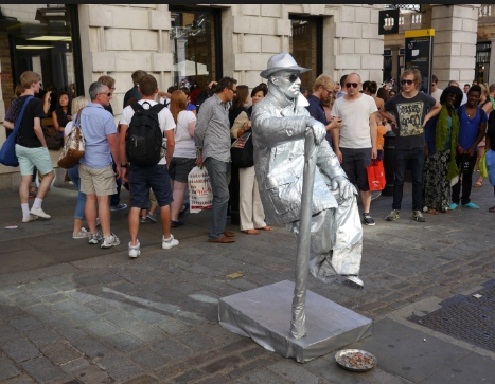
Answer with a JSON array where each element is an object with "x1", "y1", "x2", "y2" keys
[
  {"x1": 331, "y1": 176, "x2": 357, "y2": 199},
  {"x1": 308, "y1": 121, "x2": 326, "y2": 146}
]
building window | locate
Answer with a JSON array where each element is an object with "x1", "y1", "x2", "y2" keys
[
  {"x1": 169, "y1": 6, "x2": 222, "y2": 91},
  {"x1": 289, "y1": 16, "x2": 322, "y2": 91},
  {"x1": 0, "y1": 4, "x2": 83, "y2": 109},
  {"x1": 476, "y1": 41, "x2": 491, "y2": 85}
]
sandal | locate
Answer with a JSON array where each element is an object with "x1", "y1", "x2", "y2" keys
[
  {"x1": 427, "y1": 208, "x2": 439, "y2": 215},
  {"x1": 489, "y1": 206, "x2": 495, "y2": 213},
  {"x1": 242, "y1": 229, "x2": 260, "y2": 235},
  {"x1": 255, "y1": 226, "x2": 273, "y2": 231},
  {"x1": 474, "y1": 179, "x2": 483, "y2": 188}
]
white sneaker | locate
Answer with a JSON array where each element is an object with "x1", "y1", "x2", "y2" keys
[
  {"x1": 22, "y1": 214, "x2": 39, "y2": 223},
  {"x1": 30, "y1": 207, "x2": 51, "y2": 219},
  {"x1": 101, "y1": 233, "x2": 120, "y2": 249},
  {"x1": 73, "y1": 227, "x2": 88, "y2": 239},
  {"x1": 162, "y1": 234, "x2": 179, "y2": 250},
  {"x1": 128, "y1": 241, "x2": 141, "y2": 258}
]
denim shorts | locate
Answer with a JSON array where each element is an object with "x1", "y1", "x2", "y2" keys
[
  {"x1": 128, "y1": 164, "x2": 173, "y2": 208},
  {"x1": 169, "y1": 157, "x2": 196, "y2": 183},
  {"x1": 339, "y1": 147, "x2": 372, "y2": 191}
]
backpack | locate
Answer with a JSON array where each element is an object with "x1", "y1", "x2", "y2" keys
[{"x1": 125, "y1": 102, "x2": 165, "y2": 166}]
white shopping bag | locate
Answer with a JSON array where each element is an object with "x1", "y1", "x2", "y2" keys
[{"x1": 188, "y1": 166, "x2": 213, "y2": 213}]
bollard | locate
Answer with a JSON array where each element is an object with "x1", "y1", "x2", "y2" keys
[{"x1": 382, "y1": 130, "x2": 395, "y2": 196}]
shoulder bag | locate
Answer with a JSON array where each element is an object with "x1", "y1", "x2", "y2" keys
[
  {"x1": 0, "y1": 96, "x2": 33, "y2": 167},
  {"x1": 57, "y1": 109, "x2": 85, "y2": 169}
]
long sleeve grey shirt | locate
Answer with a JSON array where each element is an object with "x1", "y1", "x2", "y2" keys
[{"x1": 194, "y1": 94, "x2": 231, "y2": 163}]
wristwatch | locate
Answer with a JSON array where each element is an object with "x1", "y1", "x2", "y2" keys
[{"x1": 121, "y1": 164, "x2": 128, "y2": 168}]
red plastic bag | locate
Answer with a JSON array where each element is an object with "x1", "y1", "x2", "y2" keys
[{"x1": 367, "y1": 160, "x2": 386, "y2": 191}]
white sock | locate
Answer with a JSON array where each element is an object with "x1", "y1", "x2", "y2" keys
[
  {"x1": 21, "y1": 203, "x2": 30, "y2": 217},
  {"x1": 32, "y1": 198, "x2": 42, "y2": 210}
]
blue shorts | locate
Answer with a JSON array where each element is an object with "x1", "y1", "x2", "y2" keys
[{"x1": 128, "y1": 164, "x2": 173, "y2": 208}]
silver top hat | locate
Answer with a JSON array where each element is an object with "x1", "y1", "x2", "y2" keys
[{"x1": 260, "y1": 52, "x2": 311, "y2": 79}]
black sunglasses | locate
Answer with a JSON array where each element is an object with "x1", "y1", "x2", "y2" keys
[
  {"x1": 401, "y1": 79, "x2": 414, "y2": 85},
  {"x1": 284, "y1": 73, "x2": 300, "y2": 83},
  {"x1": 346, "y1": 83, "x2": 358, "y2": 88},
  {"x1": 99, "y1": 92, "x2": 112, "y2": 97}
]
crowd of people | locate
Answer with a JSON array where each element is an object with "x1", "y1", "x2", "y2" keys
[{"x1": 4, "y1": 65, "x2": 495, "y2": 259}]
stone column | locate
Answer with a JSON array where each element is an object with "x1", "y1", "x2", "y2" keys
[
  {"x1": 489, "y1": 38, "x2": 495, "y2": 85},
  {"x1": 430, "y1": 4, "x2": 480, "y2": 89}
]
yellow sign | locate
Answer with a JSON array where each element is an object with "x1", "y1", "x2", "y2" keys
[{"x1": 405, "y1": 29, "x2": 435, "y2": 38}]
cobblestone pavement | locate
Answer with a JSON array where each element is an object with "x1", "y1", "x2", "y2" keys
[{"x1": 0, "y1": 179, "x2": 494, "y2": 383}]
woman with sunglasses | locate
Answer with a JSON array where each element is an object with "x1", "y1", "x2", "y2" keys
[{"x1": 423, "y1": 86, "x2": 463, "y2": 214}]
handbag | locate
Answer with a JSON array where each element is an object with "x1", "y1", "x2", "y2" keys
[
  {"x1": 57, "y1": 109, "x2": 85, "y2": 169},
  {"x1": 366, "y1": 159, "x2": 386, "y2": 191},
  {"x1": 0, "y1": 96, "x2": 33, "y2": 167},
  {"x1": 188, "y1": 166, "x2": 213, "y2": 213},
  {"x1": 44, "y1": 130, "x2": 64, "y2": 150},
  {"x1": 231, "y1": 132, "x2": 254, "y2": 168}
]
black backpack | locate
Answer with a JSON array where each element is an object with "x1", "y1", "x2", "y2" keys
[{"x1": 125, "y1": 102, "x2": 165, "y2": 166}]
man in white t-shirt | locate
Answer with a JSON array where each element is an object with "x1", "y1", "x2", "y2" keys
[
  {"x1": 331, "y1": 72, "x2": 378, "y2": 225},
  {"x1": 430, "y1": 75, "x2": 443, "y2": 103},
  {"x1": 119, "y1": 74, "x2": 177, "y2": 258}
]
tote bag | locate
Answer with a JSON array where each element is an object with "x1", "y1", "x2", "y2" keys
[
  {"x1": 366, "y1": 160, "x2": 386, "y2": 191},
  {"x1": 188, "y1": 166, "x2": 213, "y2": 213},
  {"x1": 0, "y1": 96, "x2": 33, "y2": 167}
]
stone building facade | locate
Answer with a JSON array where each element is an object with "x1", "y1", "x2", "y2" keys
[
  {"x1": 0, "y1": 3, "x2": 384, "y2": 188},
  {"x1": 0, "y1": 4, "x2": 493, "y2": 188}
]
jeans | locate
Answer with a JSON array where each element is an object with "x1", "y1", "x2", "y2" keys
[
  {"x1": 204, "y1": 158, "x2": 231, "y2": 238},
  {"x1": 392, "y1": 147, "x2": 425, "y2": 211},
  {"x1": 452, "y1": 151, "x2": 477, "y2": 205},
  {"x1": 110, "y1": 161, "x2": 122, "y2": 206},
  {"x1": 67, "y1": 165, "x2": 86, "y2": 220}
]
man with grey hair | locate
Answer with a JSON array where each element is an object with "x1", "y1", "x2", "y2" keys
[
  {"x1": 79, "y1": 82, "x2": 122, "y2": 249},
  {"x1": 251, "y1": 53, "x2": 364, "y2": 289}
]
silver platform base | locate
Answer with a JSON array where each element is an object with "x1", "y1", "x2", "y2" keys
[{"x1": 218, "y1": 280, "x2": 372, "y2": 363}]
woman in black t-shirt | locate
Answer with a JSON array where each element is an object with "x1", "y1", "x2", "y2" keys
[{"x1": 52, "y1": 91, "x2": 71, "y2": 138}]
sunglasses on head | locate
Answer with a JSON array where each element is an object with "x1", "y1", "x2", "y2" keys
[
  {"x1": 284, "y1": 73, "x2": 300, "y2": 83},
  {"x1": 401, "y1": 79, "x2": 414, "y2": 85},
  {"x1": 346, "y1": 83, "x2": 358, "y2": 88}
]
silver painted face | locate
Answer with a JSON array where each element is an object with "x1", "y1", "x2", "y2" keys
[{"x1": 271, "y1": 70, "x2": 301, "y2": 99}]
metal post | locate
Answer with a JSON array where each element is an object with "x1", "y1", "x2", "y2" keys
[{"x1": 289, "y1": 129, "x2": 317, "y2": 339}]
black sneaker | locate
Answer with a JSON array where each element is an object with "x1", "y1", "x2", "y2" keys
[
  {"x1": 171, "y1": 220, "x2": 184, "y2": 227},
  {"x1": 363, "y1": 214, "x2": 375, "y2": 226}
]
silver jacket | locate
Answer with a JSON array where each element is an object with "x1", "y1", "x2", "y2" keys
[{"x1": 251, "y1": 84, "x2": 347, "y2": 225}]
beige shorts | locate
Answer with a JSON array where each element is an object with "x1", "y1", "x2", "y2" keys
[{"x1": 78, "y1": 163, "x2": 117, "y2": 196}]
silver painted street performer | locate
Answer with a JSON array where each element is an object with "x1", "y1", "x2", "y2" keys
[{"x1": 251, "y1": 53, "x2": 364, "y2": 338}]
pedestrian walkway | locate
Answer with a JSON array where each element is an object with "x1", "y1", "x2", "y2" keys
[{"x1": 0, "y1": 180, "x2": 494, "y2": 383}]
